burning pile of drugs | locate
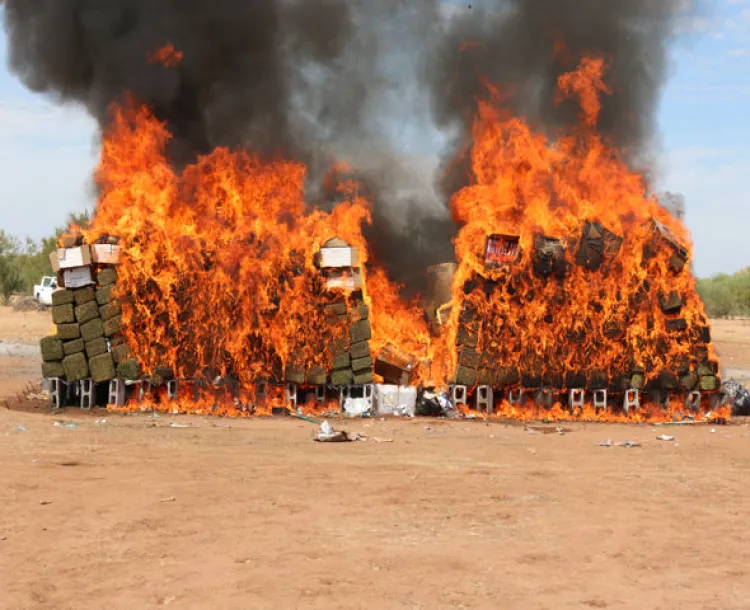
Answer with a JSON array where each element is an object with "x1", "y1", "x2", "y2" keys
[{"x1": 441, "y1": 58, "x2": 722, "y2": 419}]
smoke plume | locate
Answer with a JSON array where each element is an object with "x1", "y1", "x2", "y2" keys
[
  {"x1": 3, "y1": 0, "x2": 698, "y2": 288},
  {"x1": 426, "y1": 0, "x2": 690, "y2": 199}
]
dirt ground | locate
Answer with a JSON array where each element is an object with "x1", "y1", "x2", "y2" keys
[{"x1": 2, "y1": 307, "x2": 750, "y2": 609}]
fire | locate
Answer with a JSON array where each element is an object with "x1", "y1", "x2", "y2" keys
[
  {"x1": 445, "y1": 56, "x2": 724, "y2": 421},
  {"x1": 72, "y1": 53, "x2": 724, "y2": 422},
  {"x1": 147, "y1": 44, "x2": 183, "y2": 68},
  {"x1": 85, "y1": 101, "x2": 428, "y2": 415}
]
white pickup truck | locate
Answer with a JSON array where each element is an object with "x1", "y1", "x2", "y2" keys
[{"x1": 33, "y1": 276, "x2": 59, "y2": 306}]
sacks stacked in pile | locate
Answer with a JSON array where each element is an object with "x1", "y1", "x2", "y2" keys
[{"x1": 39, "y1": 236, "x2": 137, "y2": 384}]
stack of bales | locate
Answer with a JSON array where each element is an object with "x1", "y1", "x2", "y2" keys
[{"x1": 40, "y1": 236, "x2": 135, "y2": 386}]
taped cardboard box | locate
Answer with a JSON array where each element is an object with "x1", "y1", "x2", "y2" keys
[
  {"x1": 90, "y1": 244, "x2": 121, "y2": 265},
  {"x1": 51, "y1": 246, "x2": 92, "y2": 271},
  {"x1": 60, "y1": 266, "x2": 95, "y2": 288}
]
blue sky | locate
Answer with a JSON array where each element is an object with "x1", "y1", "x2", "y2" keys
[{"x1": 0, "y1": 2, "x2": 748, "y2": 278}]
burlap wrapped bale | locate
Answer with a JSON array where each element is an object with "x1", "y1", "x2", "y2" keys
[
  {"x1": 117, "y1": 359, "x2": 141, "y2": 380},
  {"x1": 63, "y1": 338, "x2": 85, "y2": 356},
  {"x1": 112, "y1": 342, "x2": 132, "y2": 364},
  {"x1": 75, "y1": 300, "x2": 100, "y2": 324},
  {"x1": 99, "y1": 300, "x2": 122, "y2": 321},
  {"x1": 73, "y1": 286, "x2": 96, "y2": 305},
  {"x1": 97, "y1": 267, "x2": 118, "y2": 286},
  {"x1": 80, "y1": 318, "x2": 104, "y2": 342},
  {"x1": 42, "y1": 361, "x2": 66, "y2": 379},
  {"x1": 89, "y1": 352, "x2": 116, "y2": 383},
  {"x1": 85, "y1": 337, "x2": 108, "y2": 358},
  {"x1": 63, "y1": 352, "x2": 89, "y2": 382},
  {"x1": 51, "y1": 289, "x2": 74, "y2": 306},
  {"x1": 96, "y1": 284, "x2": 114, "y2": 306},
  {"x1": 331, "y1": 369, "x2": 353, "y2": 386},
  {"x1": 40, "y1": 336, "x2": 64, "y2": 362},
  {"x1": 52, "y1": 304, "x2": 75, "y2": 325},
  {"x1": 56, "y1": 323, "x2": 81, "y2": 341},
  {"x1": 103, "y1": 315, "x2": 123, "y2": 337},
  {"x1": 350, "y1": 341, "x2": 370, "y2": 360},
  {"x1": 353, "y1": 370, "x2": 374, "y2": 385}
]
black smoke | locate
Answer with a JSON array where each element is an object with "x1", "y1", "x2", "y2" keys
[
  {"x1": 426, "y1": 0, "x2": 693, "y2": 199},
  {"x1": 2, "y1": 0, "x2": 699, "y2": 289}
]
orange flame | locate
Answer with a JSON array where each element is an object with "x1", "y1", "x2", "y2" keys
[{"x1": 147, "y1": 44, "x2": 183, "y2": 68}]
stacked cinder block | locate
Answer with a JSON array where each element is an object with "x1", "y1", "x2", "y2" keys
[{"x1": 40, "y1": 236, "x2": 137, "y2": 385}]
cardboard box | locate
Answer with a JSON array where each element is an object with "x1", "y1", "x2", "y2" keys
[
  {"x1": 90, "y1": 244, "x2": 121, "y2": 265},
  {"x1": 325, "y1": 268, "x2": 363, "y2": 290},
  {"x1": 320, "y1": 246, "x2": 359, "y2": 268},
  {"x1": 61, "y1": 266, "x2": 95, "y2": 288},
  {"x1": 55, "y1": 246, "x2": 92, "y2": 270}
]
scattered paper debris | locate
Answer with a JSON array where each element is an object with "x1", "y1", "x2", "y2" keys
[
  {"x1": 598, "y1": 440, "x2": 613, "y2": 447},
  {"x1": 53, "y1": 421, "x2": 77, "y2": 429},
  {"x1": 372, "y1": 437, "x2": 394, "y2": 443},
  {"x1": 161, "y1": 497, "x2": 176, "y2": 503},
  {"x1": 40, "y1": 500, "x2": 52, "y2": 506},
  {"x1": 169, "y1": 423, "x2": 194, "y2": 428},
  {"x1": 616, "y1": 440, "x2": 641, "y2": 448},
  {"x1": 95, "y1": 418, "x2": 108, "y2": 426},
  {"x1": 657, "y1": 434, "x2": 676, "y2": 442},
  {"x1": 16, "y1": 425, "x2": 27, "y2": 432},
  {"x1": 314, "y1": 420, "x2": 366, "y2": 443}
]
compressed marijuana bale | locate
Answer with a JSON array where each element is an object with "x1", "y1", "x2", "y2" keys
[
  {"x1": 89, "y1": 352, "x2": 116, "y2": 383},
  {"x1": 111, "y1": 342, "x2": 132, "y2": 364},
  {"x1": 42, "y1": 361, "x2": 66, "y2": 379},
  {"x1": 103, "y1": 315, "x2": 123, "y2": 337},
  {"x1": 51, "y1": 289, "x2": 74, "y2": 306},
  {"x1": 351, "y1": 356, "x2": 373, "y2": 372},
  {"x1": 331, "y1": 369, "x2": 354, "y2": 386},
  {"x1": 80, "y1": 318, "x2": 105, "y2": 342},
  {"x1": 305, "y1": 366, "x2": 327, "y2": 385},
  {"x1": 350, "y1": 341, "x2": 370, "y2": 360},
  {"x1": 63, "y1": 338, "x2": 85, "y2": 356},
  {"x1": 332, "y1": 352, "x2": 351, "y2": 370},
  {"x1": 116, "y1": 359, "x2": 141, "y2": 380},
  {"x1": 96, "y1": 284, "x2": 115, "y2": 305},
  {"x1": 349, "y1": 320, "x2": 372, "y2": 344},
  {"x1": 63, "y1": 352, "x2": 89, "y2": 382},
  {"x1": 99, "y1": 300, "x2": 122, "y2": 321},
  {"x1": 73, "y1": 286, "x2": 96, "y2": 305},
  {"x1": 353, "y1": 370, "x2": 374, "y2": 385},
  {"x1": 51, "y1": 304, "x2": 75, "y2": 325},
  {"x1": 56, "y1": 323, "x2": 81, "y2": 341},
  {"x1": 85, "y1": 337, "x2": 108, "y2": 359},
  {"x1": 97, "y1": 267, "x2": 118, "y2": 286},
  {"x1": 75, "y1": 300, "x2": 100, "y2": 324},
  {"x1": 40, "y1": 336, "x2": 64, "y2": 362}
]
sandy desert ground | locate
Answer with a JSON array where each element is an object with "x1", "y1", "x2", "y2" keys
[{"x1": 1, "y1": 305, "x2": 750, "y2": 609}]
